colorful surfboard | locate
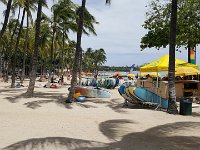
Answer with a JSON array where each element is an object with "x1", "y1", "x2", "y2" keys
[{"x1": 74, "y1": 86, "x2": 111, "y2": 98}]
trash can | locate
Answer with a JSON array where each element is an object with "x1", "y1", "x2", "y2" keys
[{"x1": 179, "y1": 97, "x2": 192, "y2": 115}]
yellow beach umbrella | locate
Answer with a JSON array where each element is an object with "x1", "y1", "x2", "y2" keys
[
  {"x1": 81, "y1": 71, "x2": 85, "y2": 75},
  {"x1": 175, "y1": 67, "x2": 200, "y2": 76},
  {"x1": 127, "y1": 73, "x2": 135, "y2": 77}
]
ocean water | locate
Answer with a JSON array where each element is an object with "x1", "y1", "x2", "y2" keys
[{"x1": 98, "y1": 71, "x2": 168, "y2": 78}]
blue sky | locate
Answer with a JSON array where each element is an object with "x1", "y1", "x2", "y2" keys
[{"x1": 0, "y1": 0, "x2": 199, "y2": 67}]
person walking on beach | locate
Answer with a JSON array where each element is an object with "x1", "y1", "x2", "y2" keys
[
  {"x1": 91, "y1": 74, "x2": 98, "y2": 87},
  {"x1": 114, "y1": 75, "x2": 120, "y2": 88}
]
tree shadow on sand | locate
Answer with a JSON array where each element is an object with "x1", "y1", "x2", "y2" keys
[
  {"x1": 4, "y1": 91, "x2": 72, "y2": 109},
  {"x1": 82, "y1": 97, "x2": 128, "y2": 113},
  {"x1": 3, "y1": 121, "x2": 200, "y2": 150},
  {"x1": 0, "y1": 88, "x2": 25, "y2": 94},
  {"x1": 97, "y1": 120, "x2": 200, "y2": 150},
  {"x1": 3, "y1": 89, "x2": 124, "y2": 110},
  {"x1": 2, "y1": 137, "x2": 107, "y2": 150},
  {"x1": 3, "y1": 90, "x2": 122, "y2": 110}
]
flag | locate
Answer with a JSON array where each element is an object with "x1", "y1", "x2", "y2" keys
[
  {"x1": 130, "y1": 64, "x2": 135, "y2": 73},
  {"x1": 131, "y1": 64, "x2": 135, "y2": 69},
  {"x1": 190, "y1": 49, "x2": 195, "y2": 64}
]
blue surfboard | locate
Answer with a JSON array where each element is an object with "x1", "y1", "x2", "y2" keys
[{"x1": 134, "y1": 87, "x2": 168, "y2": 109}]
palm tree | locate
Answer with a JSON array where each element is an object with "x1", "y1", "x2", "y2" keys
[
  {"x1": 21, "y1": 6, "x2": 30, "y2": 84},
  {"x1": 76, "y1": 7, "x2": 98, "y2": 84},
  {"x1": 0, "y1": 0, "x2": 13, "y2": 77},
  {"x1": 0, "y1": 0, "x2": 13, "y2": 42},
  {"x1": 93, "y1": 48, "x2": 106, "y2": 74},
  {"x1": 52, "y1": 0, "x2": 77, "y2": 73},
  {"x1": 65, "y1": 40, "x2": 76, "y2": 67},
  {"x1": 10, "y1": 0, "x2": 37, "y2": 87},
  {"x1": 0, "y1": 32, "x2": 11, "y2": 80},
  {"x1": 39, "y1": 20, "x2": 52, "y2": 76},
  {"x1": 2, "y1": 5, "x2": 21, "y2": 81},
  {"x1": 21, "y1": 0, "x2": 37, "y2": 83},
  {"x1": 68, "y1": 0, "x2": 110, "y2": 101},
  {"x1": 167, "y1": 0, "x2": 178, "y2": 114},
  {"x1": 1, "y1": 21, "x2": 16, "y2": 82},
  {"x1": 26, "y1": 0, "x2": 43, "y2": 97},
  {"x1": 51, "y1": 0, "x2": 97, "y2": 84},
  {"x1": 67, "y1": 0, "x2": 86, "y2": 102},
  {"x1": 11, "y1": 7, "x2": 26, "y2": 88},
  {"x1": 82, "y1": 48, "x2": 94, "y2": 71}
]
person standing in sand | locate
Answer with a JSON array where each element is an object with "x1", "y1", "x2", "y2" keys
[
  {"x1": 91, "y1": 74, "x2": 98, "y2": 87},
  {"x1": 114, "y1": 75, "x2": 120, "y2": 87}
]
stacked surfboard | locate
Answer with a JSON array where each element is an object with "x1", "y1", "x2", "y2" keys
[{"x1": 118, "y1": 82, "x2": 168, "y2": 109}]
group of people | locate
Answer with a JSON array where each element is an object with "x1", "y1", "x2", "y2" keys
[{"x1": 90, "y1": 74, "x2": 120, "y2": 88}]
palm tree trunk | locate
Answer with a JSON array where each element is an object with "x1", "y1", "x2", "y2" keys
[
  {"x1": 47, "y1": 28, "x2": 55, "y2": 87},
  {"x1": 21, "y1": 4, "x2": 29, "y2": 84},
  {"x1": 0, "y1": 45, "x2": 5, "y2": 78},
  {"x1": 44, "y1": 59, "x2": 47, "y2": 77},
  {"x1": 11, "y1": 8, "x2": 26, "y2": 88},
  {"x1": 26, "y1": 0, "x2": 42, "y2": 97},
  {"x1": 0, "y1": 47, "x2": 2, "y2": 77},
  {"x1": 50, "y1": 29, "x2": 55, "y2": 74},
  {"x1": 78, "y1": 48, "x2": 83, "y2": 85},
  {"x1": 167, "y1": 0, "x2": 178, "y2": 114},
  {"x1": 60, "y1": 29, "x2": 65, "y2": 85},
  {"x1": 2, "y1": 54, "x2": 6, "y2": 81},
  {"x1": 61, "y1": 29, "x2": 65, "y2": 74},
  {"x1": 21, "y1": 41, "x2": 26, "y2": 84},
  {"x1": 68, "y1": 0, "x2": 86, "y2": 101},
  {"x1": 5, "y1": 60, "x2": 9, "y2": 82},
  {"x1": 0, "y1": 0, "x2": 13, "y2": 42}
]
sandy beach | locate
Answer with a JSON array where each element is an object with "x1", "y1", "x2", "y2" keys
[{"x1": 0, "y1": 78, "x2": 200, "y2": 150}]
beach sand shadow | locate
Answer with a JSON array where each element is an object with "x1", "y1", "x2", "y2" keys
[
  {"x1": 2, "y1": 137, "x2": 107, "y2": 150},
  {"x1": 0, "y1": 88, "x2": 25, "y2": 94},
  {"x1": 3, "y1": 121, "x2": 200, "y2": 150},
  {"x1": 4, "y1": 91, "x2": 72, "y2": 109},
  {"x1": 80, "y1": 97, "x2": 128, "y2": 113},
  {"x1": 98, "y1": 120, "x2": 200, "y2": 150}
]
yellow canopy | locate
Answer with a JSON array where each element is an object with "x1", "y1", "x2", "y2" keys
[
  {"x1": 175, "y1": 67, "x2": 200, "y2": 76},
  {"x1": 139, "y1": 72, "x2": 161, "y2": 77},
  {"x1": 140, "y1": 55, "x2": 198, "y2": 72}
]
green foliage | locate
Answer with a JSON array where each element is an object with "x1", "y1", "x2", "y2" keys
[
  {"x1": 141, "y1": 0, "x2": 200, "y2": 50},
  {"x1": 0, "y1": 0, "x2": 103, "y2": 77},
  {"x1": 82, "y1": 48, "x2": 107, "y2": 72}
]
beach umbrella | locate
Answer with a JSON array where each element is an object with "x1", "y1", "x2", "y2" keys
[
  {"x1": 114, "y1": 72, "x2": 122, "y2": 77},
  {"x1": 87, "y1": 72, "x2": 92, "y2": 75},
  {"x1": 127, "y1": 74, "x2": 135, "y2": 77},
  {"x1": 175, "y1": 67, "x2": 200, "y2": 76},
  {"x1": 81, "y1": 71, "x2": 85, "y2": 75}
]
